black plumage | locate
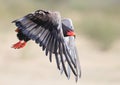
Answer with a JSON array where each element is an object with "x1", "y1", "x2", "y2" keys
[
  {"x1": 17, "y1": 30, "x2": 30, "y2": 42},
  {"x1": 12, "y1": 9, "x2": 81, "y2": 82}
]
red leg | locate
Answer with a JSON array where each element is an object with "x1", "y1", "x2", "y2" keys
[
  {"x1": 18, "y1": 42, "x2": 26, "y2": 49},
  {"x1": 12, "y1": 41, "x2": 26, "y2": 49}
]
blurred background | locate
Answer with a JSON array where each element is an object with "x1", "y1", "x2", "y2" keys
[{"x1": 0, "y1": 0, "x2": 120, "y2": 85}]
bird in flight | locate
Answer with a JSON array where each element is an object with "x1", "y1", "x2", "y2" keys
[{"x1": 12, "y1": 9, "x2": 81, "y2": 81}]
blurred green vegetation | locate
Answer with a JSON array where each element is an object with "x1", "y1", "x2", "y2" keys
[{"x1": 0, "y1": 0, "x2": 120, "y2": 50}]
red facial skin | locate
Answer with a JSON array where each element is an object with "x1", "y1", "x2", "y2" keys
[{"x1": 67, "y1": 31, "x2": 75, "y2": 36}]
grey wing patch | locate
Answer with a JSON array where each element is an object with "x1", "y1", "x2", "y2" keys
[{"x1": 64, "y1": 36, "x2": 81, "y2": 81}]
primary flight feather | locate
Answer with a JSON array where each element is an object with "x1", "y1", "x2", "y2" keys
[{"x1": 12, "y1": 9, "x2": 81, "y2": 81}]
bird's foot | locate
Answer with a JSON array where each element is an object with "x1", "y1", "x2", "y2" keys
[{"x1": 12, "y1": 41, "x2": 26, "y2": 49}]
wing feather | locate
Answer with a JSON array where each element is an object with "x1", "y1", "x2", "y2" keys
[
  {"x1": 62, "y1": 43, "x2": 77, "y2": 76},
  {"x1": 41, "y1": 31, "x2": 50, "y2": 51},
  {"x1": 59, "y1": 42, "x2": 68, "y2": 77},
  {"x1": 45, "y1": 34, "x2": 52, "y2": 56},
  {"x1": 49, "y1": 36, "x2": 55, "y2": 62},
  {"x1": 13, "y1": 10, "x2": 81, "y2": 81},
  {"x1": 54, "y1": 52, "x2": 60, "y2": 70}
]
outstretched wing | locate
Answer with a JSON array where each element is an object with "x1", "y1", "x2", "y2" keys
[
  {"x1": 62, "y1": 18, "x2": 81, "y2": 81},
  {"x1": 64, "y1": 36, "x2": 81, "y2": 81},
  {"x1": 12, "y1": 10, "x2": 80, "y2": 81}
]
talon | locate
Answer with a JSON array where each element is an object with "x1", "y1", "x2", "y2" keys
[
  {"x1": 12, "y1": 41, "x2": 21, "y2": 49},
  {"x1": 18, "y1": 42, "x2": 26, "y2": 48},
  {"x1": 12, "y1": 41, "x2": 26, "y2": 49}
]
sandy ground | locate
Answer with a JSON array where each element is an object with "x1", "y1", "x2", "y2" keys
[{"x1": 0, "y1": 33, "x2": 120, "y2": 85}]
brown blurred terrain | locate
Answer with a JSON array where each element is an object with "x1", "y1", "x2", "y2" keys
[{"x1": 0, "y1": 0, "x2": 120, "y2": 85}]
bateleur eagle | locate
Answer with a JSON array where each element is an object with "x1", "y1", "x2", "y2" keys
[{"x1": 12, "y1": 9, "x2": 81, "y2": 81}]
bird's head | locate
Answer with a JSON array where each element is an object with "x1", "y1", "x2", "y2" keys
[{"x1": 34, "y1": 9, "x2": 50, "y2": 21}]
